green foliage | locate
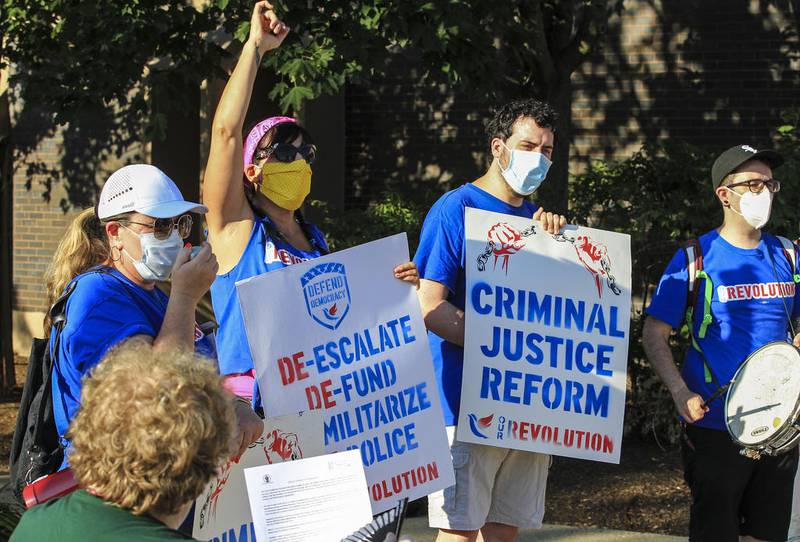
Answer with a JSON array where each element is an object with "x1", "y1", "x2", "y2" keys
[
  {"x1": 309, "y1": 193, "x2": 427, "y2": 254},
  {"x1": 0, "y1": 1, "x2": 619, "y2": 164},
  {"x1": 569, "y1": 111, "x2": 800, "y2": 444}
]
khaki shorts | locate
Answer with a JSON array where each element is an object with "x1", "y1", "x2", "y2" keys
[{"x1": 428, "y1": 426, "x2": 550, "y2": 531}]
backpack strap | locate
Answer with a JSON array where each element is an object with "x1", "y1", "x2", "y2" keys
[
  {"x1": 776, "y1": 235, "x2": 800, "y2": 284},
  {"x1": 31, "y1": 280, "x2": 77, "y2": 466},
  {"x1": 683, "y1": 239, "x2": 714, "y2": 384}
]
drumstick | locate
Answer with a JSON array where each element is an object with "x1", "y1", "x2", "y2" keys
[{"x1": 702, "y1": 381, "x2": 733, "y2": 410}]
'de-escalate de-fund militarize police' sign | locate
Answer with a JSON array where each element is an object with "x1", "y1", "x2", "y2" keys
[
  {"x1": 236, "y1": 233, "x2": 454, "y2": 513},
  {"x1": 458, "y1": 208, "x2": 632, "y2": 464}
]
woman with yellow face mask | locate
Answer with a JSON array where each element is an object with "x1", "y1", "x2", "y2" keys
[{"x1": 203, "y1": 2, "x2": 419, "y2": 409}]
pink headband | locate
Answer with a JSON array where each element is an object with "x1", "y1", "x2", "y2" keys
[{"x1": 243, "y1": 116, "x2": 297, "y2": 166}]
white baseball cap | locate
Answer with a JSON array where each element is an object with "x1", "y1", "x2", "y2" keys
[{"x1": 97, "y1": 164, "x2": 208, "y2": 219}]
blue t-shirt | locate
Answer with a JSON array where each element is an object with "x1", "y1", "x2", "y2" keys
[
  {"x1": 413, "y1": 183, "x2": 538, "y2": 426},
  {"x1": 646, "y1": 230, "x2": 800, "y2": 431},
  {"x1": 51, "y1": 267, "x2": 170, "y2": 457},
  {"x1": 209, "y1": 215, "x2": 327, "y2": 377}
]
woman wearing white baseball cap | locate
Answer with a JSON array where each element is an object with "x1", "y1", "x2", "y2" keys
[
  {"x1": 43, "y1": 163, "x2": 262, "y2": 471},
  {"x1": 203, "y1": 3, "x2": 418, "y2": 407}
]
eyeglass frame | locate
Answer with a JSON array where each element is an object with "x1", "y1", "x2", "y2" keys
[
  {"x1": 725, "y1": 178, "x2": 781, "y2": 194},
  {"x1": 253, "y1": 142, "x2": 317, "y2": 165},
  {"x1": 114, "y1": 214, "x2": 193, "y2": 240}
]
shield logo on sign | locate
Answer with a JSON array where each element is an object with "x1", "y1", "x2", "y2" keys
[{"x1": 301, "y1": 262, "x2": 351, "y2": 330}]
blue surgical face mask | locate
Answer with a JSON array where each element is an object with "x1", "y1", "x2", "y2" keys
[
  {"x1": 500, "y1": 141, "x2": 552, "y2": 196},
  {"x1": 121, "y1": 227, "x2": 183, "y2": 281}
]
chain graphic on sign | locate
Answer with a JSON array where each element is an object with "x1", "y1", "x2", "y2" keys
[{"x1": 476, "y1": 222, "x2": 621, "y2": 299}]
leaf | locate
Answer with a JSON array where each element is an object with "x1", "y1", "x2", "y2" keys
[
  {"x1": 279, "y1": 85, "x2": 315, "y2": 113},
  {"x1": 234, "y1": 21, "x2": 250, "y2": 43},
  {"x1": 216, "y1": 0, "x2": 230, "y2": 10}
]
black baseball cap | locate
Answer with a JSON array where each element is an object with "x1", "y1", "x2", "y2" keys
[{"x1": 711, "y1": 144, "x2": 784, "y2": 188}]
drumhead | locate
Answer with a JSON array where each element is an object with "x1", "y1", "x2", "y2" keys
[{"x1": 725, "y1": 341, "x2": 800, "y2": 447}]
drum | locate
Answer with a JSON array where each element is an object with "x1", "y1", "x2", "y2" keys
[{"x1": 725, "y1": 341, "x2": 800, "y2": 458}]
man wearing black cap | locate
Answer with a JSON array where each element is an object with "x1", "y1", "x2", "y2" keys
[{"x1": 642, "y1": 144, "x2": 800, "y2": 541}]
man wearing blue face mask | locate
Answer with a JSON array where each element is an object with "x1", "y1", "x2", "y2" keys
[
  {"x1": 414, "y1": 99, "x2": 566, "y2": 542},
  {"x1": 644, "y1": 145, "x2": 800, "y2": 541}
]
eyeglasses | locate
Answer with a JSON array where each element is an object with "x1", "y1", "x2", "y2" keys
[
  {"x1": 253, "y1": 142, "x2": 317, "y2": 164},
  {"x1": 726, "y1": 178, "x2": 781, "y2": 194},
  {"x1": 118, "y1": 215, "x2": 193, "y2": 240}
]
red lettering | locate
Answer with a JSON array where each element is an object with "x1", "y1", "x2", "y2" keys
[
  {"x1": 736, "y1": 285, "x2": 745, "y2": 299},
  {"x1": 292, "y1": 351, "x2": 309, "y2": 381},
  {"x1": 727, "y1": 286, "x2": 736, "y2": 300},
  {"x1": 520, "y1": 421, "x2": 529, "y2": 441},
  {"x1": 278, "y1": 356, "x2": 294, "y2": 385},
  {"x1": 320, "y1": 379, "x2": 336, "y2": 408}
]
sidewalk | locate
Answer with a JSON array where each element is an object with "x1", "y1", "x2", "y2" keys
[{"x1": 402, "y1": 517, "x2": 684, "y2": 541}]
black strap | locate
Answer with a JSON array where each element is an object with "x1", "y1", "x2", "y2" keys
[{"x1": 34, "y1": 281, "x2": 77, "y2": 446}]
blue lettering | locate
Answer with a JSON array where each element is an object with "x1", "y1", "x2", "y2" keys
[
  {"x1": 399, "y1": 315, "x2": 416, "y2": 343},
  {"x1": 503, "y1": 329, "x2": 524, "y2": 361},
  {"x1": 481, "y1": 326, "x2": 501, "y2": 358},
  {"x1": 596, "y1": 344, "x2": 614, "y2": 377},
  {"x1": 586, "y1": 384, "x2": 610, "y2": 417},
  {"x1": 610, "y1": 306, "x2": 626, "y2": 338},
  {"x1": 564, "y1": 298, "x2": 585, "y2": 331},
  {"x1": 542, "y1": 377, "x2": 563, "y2": 409},
  {"x1": 575, "y1": 341, "x2": 594, "y2": 373},
  {"x1": 524, "y1": 332, "x2": 544, "y2": 365},
  {"x1": 480, "y1": 366, "x2": 502, "y2": 400},
  {"x1": 528, "y1": 292, "x2": 551, "y2": 325},
  {"x1": 472, "y1": 281, "x2": 492, "y2": 315},
  {"x1": 502, "y1": 370, "x2": 522, "y2": 404},
  {"x1": 495, "y1": 286, "x2": 514, "y2": 318}
]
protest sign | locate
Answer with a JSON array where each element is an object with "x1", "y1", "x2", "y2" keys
[
  {"x1": 457, "y1": 208, "x2": 631, "y2": 464},
  {"x1": 236, "y1": 233, "x2": 454, "y2": 513},
  {"x1": 244, "y1": 449, "x2": 372, "y2": 542},
  {"x1": 193, "y1": 411, "x2": 324, "y2": 542}
]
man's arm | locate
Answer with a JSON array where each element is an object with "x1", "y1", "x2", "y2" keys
[
  {"x1": 417, "y1": 279, "x2": 464, "y2": 347},
  {"x1": 642, "y1": 315, "x2": 707, "y2": 422}
]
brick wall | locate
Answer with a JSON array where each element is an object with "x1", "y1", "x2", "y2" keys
[
  {"x1": 344, "y1": 0, "x2": 800, "y2": 208},
  {"x1": 571, "y1": 0, "x2": 800, "y2": 168},
  {"x1": 10, "y1": 105, "x2": 143, "y2": 349}
]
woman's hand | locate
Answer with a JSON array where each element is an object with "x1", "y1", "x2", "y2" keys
[
  {"x1": 232, "y1": 396, "x2": 264, "y2": 458},
  {"x1": 248, "y1": 1, "x2": 290, "y2": 55},
  {"x1": 393, "y1": 262, "x2": 420, "y2": 290},
  {"x1": 170, "y1": 242, "x2": 219, "y2": 304}
]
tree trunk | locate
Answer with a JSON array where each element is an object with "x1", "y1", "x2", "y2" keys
[
  {"x1": 150, "y1": 71, "x2": 201, "y2": 243},
  {"x1": 537, "y1": 74, "x2": 572, "y2": 214},
  {"x1": 0, "y1": 86, "x2": 14, "y2": 390}
]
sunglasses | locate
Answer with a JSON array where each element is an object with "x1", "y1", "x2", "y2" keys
[
  {"x1": 253, "y1": 142, "x2": 317, "y2": 164},
  {"x1": 118, "y1": 214, "x2": 193, "y2": 240},
  {"x1": 726, "y1": 178, "x2": 781, "y2": 194}
]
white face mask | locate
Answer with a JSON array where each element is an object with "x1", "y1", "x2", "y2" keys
[
  {"x1": 726, "y1": 187, "x2": 773, "y2": 229},
  {"x1": 121, "y1": 227, "x2": 183, "y2": 281},
  {"x1": 499, "y1": 141, "x2": 552, "y2": 196}
]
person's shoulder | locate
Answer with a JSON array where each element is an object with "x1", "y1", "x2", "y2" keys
[
  {"x1": 67, "y1": 269, "x2": 122, "y2": 309},
  {"x1": 428, "y1": 184, "x2": 475, "y2": 217},
  {"x1": 11, "y1": 491, "x2": 82, "y2": 540}
]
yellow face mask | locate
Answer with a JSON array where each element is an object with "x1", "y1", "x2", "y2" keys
[{"x1": 259, "y1": 160, "x2": 312, "y2": 211}]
